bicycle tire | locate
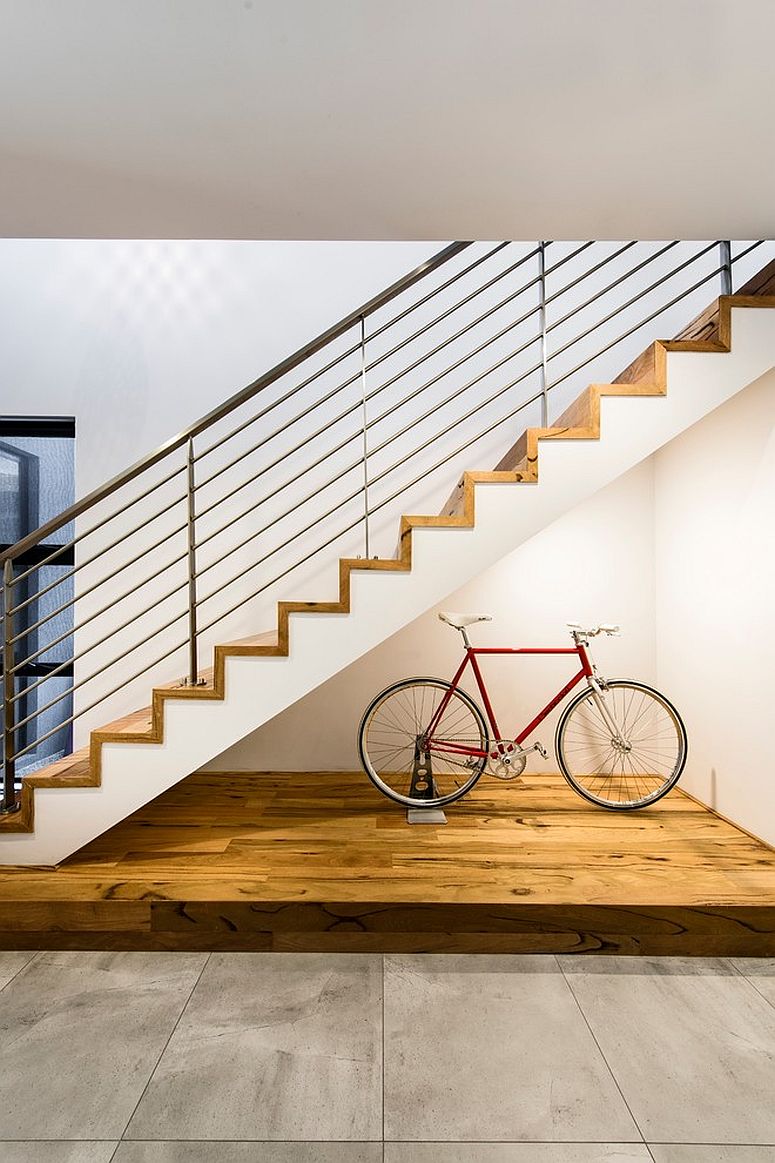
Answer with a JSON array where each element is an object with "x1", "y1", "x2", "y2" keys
[
  {"x1": 555, "y1": 679, "x2": 687, "y2": 810},
  {"x1": 358, "y1": 677, "x2": 489, "y2": 809}
]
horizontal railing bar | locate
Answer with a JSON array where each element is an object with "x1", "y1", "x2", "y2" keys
[
  {"x1": 196, "y1": 459, "x2": 364, "y2": 575},
  {"x1": 369, "y1": 360, "x2": 542, "y2": 489},
  {"x1": 548, "y1": 264, "x2": 724, "y2": 389},
  {"x1": 11, "y1": 597, "x2": 192, "y2": 731},
  {"x1": 196, "y1": 327, "x2": 541, "y2": 597},
  {"x1": 8, "y1": 501, "x2": 189, "y2": 620},
  {"x1": 546, "y1": 242, "x2": 719, "y2": 368},
  {"x1": 1, "y1": 242, "x2": 470, "y2": 568},
  {"x1": 352, "y1": 271, "x2": 542, "y2": 422},
  {"x1": 195, "y1": 242, "x2": 512, "y2": 469},
  {"x1": 365, "y1": 279, "x2": 552, "y2": 429},
  {"x1": 21, "y1": 248, "x2": 724, "y2": 678},
  {"x1": 10, "y1": 535, "x2": 75, "y2": 587},
  {"x1": 10, "y1": 632, "x2": 190, "y2": 763},
  {"x1": 9, "y1": 462, "x2": 187, "y2": 588},
  {"x1": 195, "y1": 339, "x2": 362, "y2": 470},
  {"x1": 543, "y1": 241, "x2": 638, "y2": 305},
  {"x1": 10, "y1": 548, "x2": 189, "y2": 669},
  {"x1": 197, "y1": 514, "x2": 366, "y2": 639},
  {"x1": 546, "y1": 241, "x2": 679, "y2": 334},
  {"x1": 370, "y1": 389, "x2": 545, "y2": 517},
  {"x1": 197, "y1": 313, "x2": 545, "y2": 565},
  {"x1": 543, "y1": 241, "x2": 596, "y2": 278},
  {"x1": 350, "y1": 243, "x2": 590, "y2": 429},
  {"x1": 196, "y1": 433, "x2": 363, "y2": 545},
  {"x1": 9, "y1": 572, "x2": 192, "y2": 704},
  {"x1": 196, "y1": 481, "x2": 366, "y2": 607},
  {"x1": 194, "y1": 244, "x2": 540, "y2": 493},
  {"x1": 364, "y1": 242, "x2": 514, "y2": 347},
  {"x1": 368, "y1": 330, "x2": 542, "y2": 458},
  {"x1": 731, "y1": 240, "x2": 764, "y2": 266},
  {"x1": 8, "y1": 516, "x2": 188, "y2": 646},
  {"x1": 195, "y1": 258, "x2": 546, "y2": 518}
]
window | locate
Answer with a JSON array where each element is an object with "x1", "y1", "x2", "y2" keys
[{"x1": 1, "y1": 417, "x2": 75, "y2": 778}]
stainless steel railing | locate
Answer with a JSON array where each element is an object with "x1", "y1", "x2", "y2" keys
[{"x1": 1, "y1": 238, "x2": 770, "y2": 814}]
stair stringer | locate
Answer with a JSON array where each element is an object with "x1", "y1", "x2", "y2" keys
[{"x1": 2, "y1": 304, "x2": 775, "y2": 866}]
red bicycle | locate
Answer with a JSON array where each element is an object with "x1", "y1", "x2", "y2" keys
[{"x1": 358, "y1": 612, "x2": 687, "y2": 811}]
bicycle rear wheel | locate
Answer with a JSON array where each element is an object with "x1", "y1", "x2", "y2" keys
[
  {"x1": 358, "y1": 678, "x2": 488, "y2": 808},
  {"x1": 555, "y1": 679, "x2": 687, "y2": 809}
]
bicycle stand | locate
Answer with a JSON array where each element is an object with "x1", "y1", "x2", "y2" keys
[{"x1": 406, "y1": 742, "x2": 447, "y2": 825}]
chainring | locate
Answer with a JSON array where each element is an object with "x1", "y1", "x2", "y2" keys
[{"x1": 487, "y1": 744, "x2": 528, "y2": 781}]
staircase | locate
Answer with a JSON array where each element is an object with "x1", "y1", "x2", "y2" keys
[{"x1": 2, "y1": 241, "x2": 774, "y2": 866}]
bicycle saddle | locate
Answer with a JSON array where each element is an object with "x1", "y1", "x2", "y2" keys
[{"x1": 438, "y1": 611, "x2": 493, "y2": 630}]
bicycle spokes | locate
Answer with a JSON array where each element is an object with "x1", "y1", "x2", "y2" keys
[
  {"x1": 557, "y1": 681, "x2": 686, "y2": 809},
  {"x1": 359, "y1": 679, "x2": 488, "y2": 808}
]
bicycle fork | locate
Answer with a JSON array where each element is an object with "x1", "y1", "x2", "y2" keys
[{"x1": 585, "y1": 679, "x2": 630, "y2": 750}]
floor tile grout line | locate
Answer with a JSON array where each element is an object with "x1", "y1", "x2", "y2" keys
[
  {"x1": 555, "y1": 955, "x2": 650, "y2": 1149},
  {"x1": 110, "y1": 951, "x2": 213, "y2": 1157},
  {"x1": 726, "y1": 956, "x2": 775, "y2": 1015},
  {"x1": 0, "y1": 950, "x2": 39, "y2": 996},
  {"x1": 78, "y1": 1140, "x2": 775, "y2": 1148}
]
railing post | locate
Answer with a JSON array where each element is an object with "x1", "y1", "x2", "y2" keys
[
  {"x1": 184, "y1": 439, "x2": 204, "y2": 687},
  {"x1": 539, "y1": 241, "x2": 549, "y2": 427},
  {"x1": 359, "y1": 315, "x2": 371, "y2": 559},
  {"x1": 720, "y1": 241, "x2": 732, "y2": 296},
  {"x1": 2, "y1": 560, "x2": 19, "y2": 815}
]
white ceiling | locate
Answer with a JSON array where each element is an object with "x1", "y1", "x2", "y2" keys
[{"x1": 2, "y1": 0, "x2": 774, "y2": 240}]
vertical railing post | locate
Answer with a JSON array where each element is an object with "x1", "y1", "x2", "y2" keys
[
  {"x1": 185, "y1": 439, "x2": 203, "y2": 687},
  {"x1": 538, "y1": 241, "x2": 549, "y2": 427},
  {"x1": 720, "y1": 241, "x2": 733, "y2": 296},
  {"x1": 2, "y1": 559, "x2": 19, "y2": 815},
  {"x1": 359, "y1": 315, "x2": 371, "y2": 559}
]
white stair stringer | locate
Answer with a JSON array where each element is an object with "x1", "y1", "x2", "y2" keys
[{"x1": 2, "y1": 306, "x2": 774, "y2": 866}]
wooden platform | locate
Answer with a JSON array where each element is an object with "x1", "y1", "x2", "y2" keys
[{"x1": 0, "y1": 771, "x2": 774, "y2": 955}]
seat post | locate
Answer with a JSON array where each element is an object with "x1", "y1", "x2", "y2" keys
[{"x1": 460, "y1": 627, "x2": 472, "y2": 648}]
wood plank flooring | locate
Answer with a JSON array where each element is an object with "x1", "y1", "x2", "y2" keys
[{"x1": 0, "y1": 771, "x2": 773, "y2": 954}]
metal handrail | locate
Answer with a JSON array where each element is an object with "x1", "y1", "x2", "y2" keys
[
  {"x1": 192, "y1": 243, "x2": 539, "y2": 492},
  {"x1": 3, "y1": 237, "x2": 770, "y2": 816},
  {"x1": 0, "y1": 242, "x2": 470, "y2": 572},
  {"x1": 194, "y1": 243, "x2": 511, "y2": 470}
]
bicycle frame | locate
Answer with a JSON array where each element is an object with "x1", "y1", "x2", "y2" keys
[{"x1": 423, "y1": 642, "x2": 595, "y2": 760}]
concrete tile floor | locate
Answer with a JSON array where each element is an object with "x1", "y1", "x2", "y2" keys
[{"x1": 0, "y1": 952, "x2": 773, "y2": 1161}]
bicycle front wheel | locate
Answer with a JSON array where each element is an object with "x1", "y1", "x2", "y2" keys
[
  {"x1": 358, "y1": 678, "x2": 488, "y2": 808},
  {"x1": 556, "y1": 680, "x2": 687, "y2": 810}
]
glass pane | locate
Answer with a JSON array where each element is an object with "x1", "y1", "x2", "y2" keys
[
  {"x1": 0, "y1": 445, "x2": 24, "y2": 544},
  {"x1": 1, "y1": 420, "x2": 76, "y2": 783}
]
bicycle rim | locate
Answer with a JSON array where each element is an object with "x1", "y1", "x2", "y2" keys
[
  {"x1": 556, "y1": 680, "x2": 687, "y2": 809},
  {"x1": 359, "y1": 678, "x2": 488, "y2": 808}
]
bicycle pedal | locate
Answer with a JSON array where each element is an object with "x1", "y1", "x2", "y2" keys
[{"x1": 533, "y1": 742, "x2": 548, "y2": 760}]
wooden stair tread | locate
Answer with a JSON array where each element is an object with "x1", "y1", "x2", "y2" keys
[
  {"x1": 440, "y1": 259, "x2": 775, "y2": 518},
  {"x1": 5, "y1": 263, "x2": 775, "y2": 846}
]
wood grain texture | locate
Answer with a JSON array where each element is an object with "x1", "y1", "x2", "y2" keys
[
  {"x1": 5, "y1": 261, "x2": 775, "y2": 839},
  {"x1": 441, "y1": 259, "x2": 775, "y2": 514},
  {"x1": 0, "y1": 771, "x2": 773, "y2": 954}
]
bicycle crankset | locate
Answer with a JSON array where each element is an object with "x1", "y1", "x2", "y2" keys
[
  {"x1": 487, "y1": 743, "x2": 528, "y2": 780},
  {"x1": 487, "y1": 740, "x2": 548, "y2": 780}
]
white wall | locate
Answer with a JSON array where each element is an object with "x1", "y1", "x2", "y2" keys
[
  {"x1": 3, "y1": 238, "x2": 772, "y2": 765},
  {"x1": 0, "y1": 239, "x2": 436, "y2": 498},
  {"x1": 0, "y1": 238, "x2": 436, "y2": 745},
  {"x1": 203, "y1": 460, "x2": 656, "y2": 773},
  {"x1": 654, "y1": 367, "x2": 775, "y2": 847}
]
